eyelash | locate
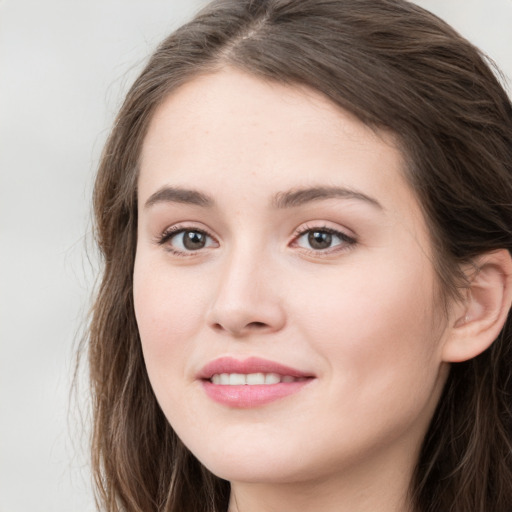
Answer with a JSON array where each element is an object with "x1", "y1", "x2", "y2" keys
[
  {"x1": 157, "y1": 225, "x2": 218, "y2": 257},
  {"x1": 291, "y1": 224, "x2": 357, "y2": 256},
  {"x1": 156, "y1": 224, "x2": 357, "y2": 257}
]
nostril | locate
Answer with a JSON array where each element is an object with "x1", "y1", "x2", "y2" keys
[
  {"x1": 210, "y1": 320, "x2": 269, "y2": 335},
  {"x1": 248, "y1": 321, "x2": 267, "y2": 329}
]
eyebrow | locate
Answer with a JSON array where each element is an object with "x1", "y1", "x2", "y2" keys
[
  {"x1": 272, "y1": 186, "x2": 383, "y2": 210},
  {"x1": 144, "y1": 186, "x2": 214, "y2": 209},
  {"x1": 143, "y1": 185, "x2": 383, "y2": 210}
]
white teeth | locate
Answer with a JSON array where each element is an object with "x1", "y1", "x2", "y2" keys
[
  {"x1": 264, "y1": 373, "x2": 280, "y2": 384},
  {"x1": 246, "y1": 372, "x2": 265, "y2": 385},
  {"x1": 210, "y1": 372, "x2": 298, "y2": 385},
  {"x1": 229, "y1": 373, "x2": 246, "y2": 385}
]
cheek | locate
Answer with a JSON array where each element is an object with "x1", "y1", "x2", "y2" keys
[
  {"x1": 293, "y1": 255, "x2": 442, "y2": 393},
  {"x1": 281, "y1": 260, "x2": 446, "y2": 467},
  {"x1": 133, "y1": 255, "x2": 208, "y2": 368}
]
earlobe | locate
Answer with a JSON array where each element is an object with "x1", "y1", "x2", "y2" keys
[{"x1": 442, "y1": 249, "x2": 512, "y2": 363}]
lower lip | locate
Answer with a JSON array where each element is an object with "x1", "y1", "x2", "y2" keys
[{"x1": 201, "y1": 380, "x2": 312, "y2": 408}]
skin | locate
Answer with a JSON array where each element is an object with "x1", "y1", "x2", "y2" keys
[{"x1": 134, "y1": 69, "x2": 455, "y2": 512}]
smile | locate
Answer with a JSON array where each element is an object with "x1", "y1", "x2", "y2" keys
[
  {"x1": 199, "y1": 357, "x2": 315, "y2": 407},
  {"x1": 210, "y1": 373, "x2": 308, "y2": 385}
]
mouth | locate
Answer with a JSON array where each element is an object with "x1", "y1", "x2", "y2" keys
[
  {"x1": 209, "y1": 372, "x2": 309, "y2": 385},
  {"x1": 198, "y1": 356, "x2": 315, "y2": 408}
]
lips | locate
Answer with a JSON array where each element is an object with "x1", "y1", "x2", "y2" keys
[
  {"x1": 198, "y1": 356, "x2": 315, "y2": 408},
  {"x1": 199, "y1": 356, "x2": 313, "y2": 380}
]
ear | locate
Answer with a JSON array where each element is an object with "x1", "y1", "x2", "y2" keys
[{"x1": 442, "y1": 249, "x2": 512, "y2": 363}]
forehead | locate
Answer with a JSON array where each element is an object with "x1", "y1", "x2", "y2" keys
[{"x1": 138, "y1": 68, "x2": 421, "y2": 224}]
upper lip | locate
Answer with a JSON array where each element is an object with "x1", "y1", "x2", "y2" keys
[{"x1": 198, "y1": 356, "x2": 314, "y2": 380}]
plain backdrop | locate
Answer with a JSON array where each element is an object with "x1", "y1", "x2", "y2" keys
[{"x1": 1, "y1": 1, "x2": 511, "y2": 511}]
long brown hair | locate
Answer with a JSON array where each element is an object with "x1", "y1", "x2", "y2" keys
[{"x1": 87, "y1": 1, "x2": 512, "y2": 510}]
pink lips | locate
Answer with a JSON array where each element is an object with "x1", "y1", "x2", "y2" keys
[{"x1": 199, "y1": 356, "x2": 314, "y2": 408}]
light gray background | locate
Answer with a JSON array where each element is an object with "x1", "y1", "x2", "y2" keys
[{"x1": 1, "y1": 1, "x2": 511, "y2": 511}]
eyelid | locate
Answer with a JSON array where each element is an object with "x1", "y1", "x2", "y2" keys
[
  {"x1": 156, "y1": 223, "x2": 219, "y2": 255},
  {"x1": 289, "y1": 222, "x2": 357, "y2": 255},
  {"x1": 154, "y1": 221, "x2": 356, "y2": 257}
]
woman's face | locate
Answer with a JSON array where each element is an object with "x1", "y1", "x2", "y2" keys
[{"x1": 134, "y1": 69, "x2": 451, "y2": 485}]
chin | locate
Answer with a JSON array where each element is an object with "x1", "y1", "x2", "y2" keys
[
  {"x1": 184, "y1": 434, "x2": 311, "y2": 484},
  {"x1": 201, "y1": 456, "x2": 308, "y2": 484}
]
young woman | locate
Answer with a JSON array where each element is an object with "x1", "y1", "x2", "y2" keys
[{"x1": 87, "y1": 0, "x2": 512, "y2": 511}]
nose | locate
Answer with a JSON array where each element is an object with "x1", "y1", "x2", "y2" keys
[{"x1": 206, "y1": 248, "x2": 286, "y2": 337}]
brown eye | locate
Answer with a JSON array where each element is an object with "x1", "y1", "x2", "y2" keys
[
  {"x1": 308, "y1": 231, "x2": 333, "y2": 250},
  {"x1": 182, "y1": 230, "x2": 207, "y2": 250},
  {"x1": 294, "y1": 227, "x2": 356, "y2": 253},
  {"x1": 161, "y1": 228, "x2": 217, "y2": 253}
]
